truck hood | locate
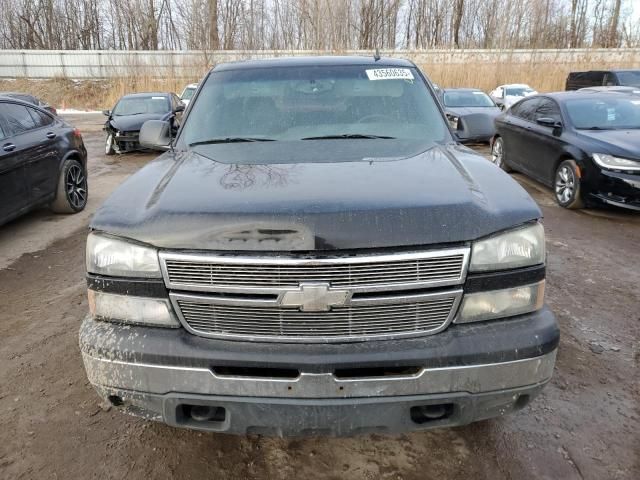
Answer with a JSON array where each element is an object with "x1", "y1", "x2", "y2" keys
[{"x1": 91, "y1": 142, "x2": 541, "y2": 251}]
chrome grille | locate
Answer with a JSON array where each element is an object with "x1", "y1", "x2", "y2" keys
[
  {"x1": 162, "y1": 248, "x2": 469, "y2": 342},
  {"x1": 160, "y1": 248, "x2": 469, "y2": 294},
  {"x1": 173, "y1": 292, "x2": 461, "y2": 342}
]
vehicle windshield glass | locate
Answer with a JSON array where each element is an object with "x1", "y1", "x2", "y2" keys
[
  {"x1": 616, "y1": 71, "x2": 640, "y2": 87},
  {"x1": 113, "y1": 96, "x2": 169, "y2": 116},
  {"x1": 566, "y1": 97, "x2": 640, "y2": 130},
  {"x1": 6, "y1": 94, "x2": 34, "y2": 104},
  {"x1": 182, "y1": 87, "x2": 196, "y2": 100},
  {"x1": 180, "y1": 65, "x2": 448, "y2": 151},
  {"x1": 444, "y1": 91, "x2": 494, "y2": 107},
  {"x1": 505, "y1": 87, "x2": 535, "y2": 97}
]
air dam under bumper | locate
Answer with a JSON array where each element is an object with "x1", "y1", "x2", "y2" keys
[{"x1": 80, "y1": 308, "x2": 558, "y2": 436}]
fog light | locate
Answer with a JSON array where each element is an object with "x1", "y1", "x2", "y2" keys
[
  {"x1": 88, "y1": 290, "x2": 179, "y2": 327},
  {"x1": 455, "y1": 281, "x2": 545, "y2": 324}
]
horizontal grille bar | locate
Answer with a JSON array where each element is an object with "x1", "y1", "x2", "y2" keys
[
  {"x1": 160, "y1": 248, "x2": 469, "y2": 294},
  {"x1": 174, "y1": 294, "x2": 459, "y2": 342}
]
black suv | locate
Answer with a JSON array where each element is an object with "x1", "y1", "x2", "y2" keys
[
  {"x1": 80, "y1": 57, "x2": 558, "y2": 436},
  {"x1": 565, "y1": 69, "x2": 640, "y2": 90},
  {"x1": 0, "y1": 97, "x2": 88, "y2": 226}
]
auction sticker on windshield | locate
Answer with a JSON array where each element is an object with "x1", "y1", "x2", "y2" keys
[{"x1": 366, "y1": 68, "x2": 414, "y2": 81}]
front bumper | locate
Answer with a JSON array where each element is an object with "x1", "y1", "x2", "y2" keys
[
  {"x1": 588, "y1": 168, "x2": 640, "y2": 210},
  {"x1": 80, "y1": 307, "x2": 559, "y2": 436},
  {"x1": 113, "y1": 131, "x2": 141, "y2": 152}
]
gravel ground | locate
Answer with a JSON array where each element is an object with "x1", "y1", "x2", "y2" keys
[{"x1": 0, "y1": 114, "x2": 638, "y2": 480}]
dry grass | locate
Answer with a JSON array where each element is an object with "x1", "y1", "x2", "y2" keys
[
  {"x1": 422, "y1": 52, "x2": 640, "y2": 91},
  {"x1": 0, "y1": 76, "x2": 202, "y2": 110},
  {"x1": 1, "y1": 53, "x2": 638, "y2": 109}
]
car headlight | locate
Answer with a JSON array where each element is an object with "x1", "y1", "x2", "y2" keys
[
  {"x1": 456, "y1": 281, "x2": 545, "y2": 323},
  {"x1": 88, "y1": 290, "x2": 179, "y2": 327},
  {"x1": 86, "y1": 232, "x2": 161, "y2": 278},
  {"x1": 470, "y1": 223, "x2": 545, "y2": 272},
  {"x1": 592, "y1": 153, "x2": 640, "y2": 171},
  {"x1": 446, "y1": 114, "x2": 459, "y2": 130}
]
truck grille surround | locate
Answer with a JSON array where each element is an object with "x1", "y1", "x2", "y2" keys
[{"x1": 160, "y1": 248, "x2": 469, "y2": 342}]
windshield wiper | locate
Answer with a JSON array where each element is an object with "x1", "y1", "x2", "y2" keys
[
  {"x1": 189, "y1": 137, "x2": 276, "y2": 146},
  {"x1": 578, "y1": 126, "x2": 612, "y2": 130},
  {"x1": 301, "y1": 134, "x2": 395, "y2": 140}
]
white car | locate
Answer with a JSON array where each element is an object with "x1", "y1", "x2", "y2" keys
[
  {"x1": 489, "y1": 84, "x2": 537, "y2": 110},
  {"x1": 180, "y1": 83, "x2": 198, "y2": 106}
]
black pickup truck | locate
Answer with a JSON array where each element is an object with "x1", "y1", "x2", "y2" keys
[{"x1": 80, "y1": 56, "x2": 558, "y2": 436}]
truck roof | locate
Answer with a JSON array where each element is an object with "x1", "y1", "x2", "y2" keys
[{"x1": 213, "y1": 56, "x2": 415, "y2": 71}]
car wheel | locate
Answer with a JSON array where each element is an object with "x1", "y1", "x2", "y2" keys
[
  {"x1": 491, "y1": 137, "x2": 512, "y2": 172},
  {"x1": 51, "y1": 158, "x2": 88, "y2": 213},
  {"x1": 105, "y1": 133, "x2": 116, "y2": 156},
  {"x1": 554, "y1": 159, "x2": 584, "y2": 209}
]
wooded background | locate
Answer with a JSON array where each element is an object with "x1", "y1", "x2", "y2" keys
[{"x1": 0, "y1": 0, "x2": 638, "y2": 51}]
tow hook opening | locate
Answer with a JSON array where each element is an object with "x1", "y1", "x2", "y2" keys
[
  {"x1": 410, "y1": 403, "x2": 455, "y2": 424},
  {"x1": 107, "y1": 395, "x2": 124, "y2": 407},
  {"x1": 514, "y1": 394, "x2": 530, "y2": 409},
  {"x1": 179, "y1": 404, "x2": 227, "y2": 425}
]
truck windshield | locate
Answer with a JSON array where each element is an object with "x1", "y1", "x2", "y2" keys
[
  {"x1": 616, "y1": 71, "x2": 640, "y2": 87},
  {"x1": 179, "y1": 65, "x2": 447, "y2": 148}
]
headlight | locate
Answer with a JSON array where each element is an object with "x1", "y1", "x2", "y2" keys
[
  {"x1": 470, "y1": 223, "x2": 545, "y2": 272},
  {"x1": 592, "y1": 153, "x2": 640, "y2": 171},
  {"x1": 455, "y1": 281, "x2": 545, "y2": 323},
  {"x1": 86, "y1": 232, "x2": 161, "y2": 278},
  {"x1": 88, "y1": 290, "x2": 179, "y2": 327},
  {"x1": 447, "y1": 114, "x2": 459, "y2": 130}
]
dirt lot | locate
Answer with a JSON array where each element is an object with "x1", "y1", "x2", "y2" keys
[{"x1": 0, "y1": 114, "x2": 638, "y2": 480}]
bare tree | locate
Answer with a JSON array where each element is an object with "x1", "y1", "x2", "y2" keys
[{"x1": 0, "y1": 0, "x2": 637, "y2": 50}]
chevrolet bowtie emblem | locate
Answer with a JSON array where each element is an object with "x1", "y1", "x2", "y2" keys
[{"x1": 279, "y1": 283, "x2": 350, "y2": 312}]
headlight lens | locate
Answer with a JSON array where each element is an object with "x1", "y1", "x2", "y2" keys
[
  {"x1": 86, "y1": 232, "x2": 161, "y2": 278},
  {"x1": 592, "y1": 153, "x2": 640, "y2": 171},
  {"x1": 470, "y1": 223, "x2": 545, "y2": 272},
  {"x1": 456, "y1": 281, "x2": 545, "y2": 324},
  {"x1": 88, "y1": 290, "x2": 179, "y2": 327},
  {"x1": 447, "y1": 114, "x2": 459, "y2": 130}
]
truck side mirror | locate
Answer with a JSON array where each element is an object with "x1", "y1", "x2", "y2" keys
[
  {"x1": 140, "y1": 120, "x2": 172, "y2": 151},
  {"x1": 102, "y1": 109, "x2": 111, "y2": 116}
]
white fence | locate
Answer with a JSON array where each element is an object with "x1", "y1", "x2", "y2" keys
[{"x1": 0, "y1": 49, "x2": 639, "y2": 79}]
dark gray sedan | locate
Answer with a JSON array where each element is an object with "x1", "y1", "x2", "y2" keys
[
  {"x1": 0, "y1": 96, "x2": 88, "y2": 226},
  {"x1": 439, "y1": 88, "x2": 501, "y2": 143}
]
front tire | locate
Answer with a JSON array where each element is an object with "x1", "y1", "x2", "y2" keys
[
  {"x1": 51, "y1": 159, "x2": 88, "y2": 213},
  {"x1": 491, "y1": 137, "x2": 512, "y2": 172},
  {"x1": 105, "y1": 133, "x2": 116, "y2": 156},
  {"x1": 554, "y1": 159, "x2": 584, "y2": 209}
]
